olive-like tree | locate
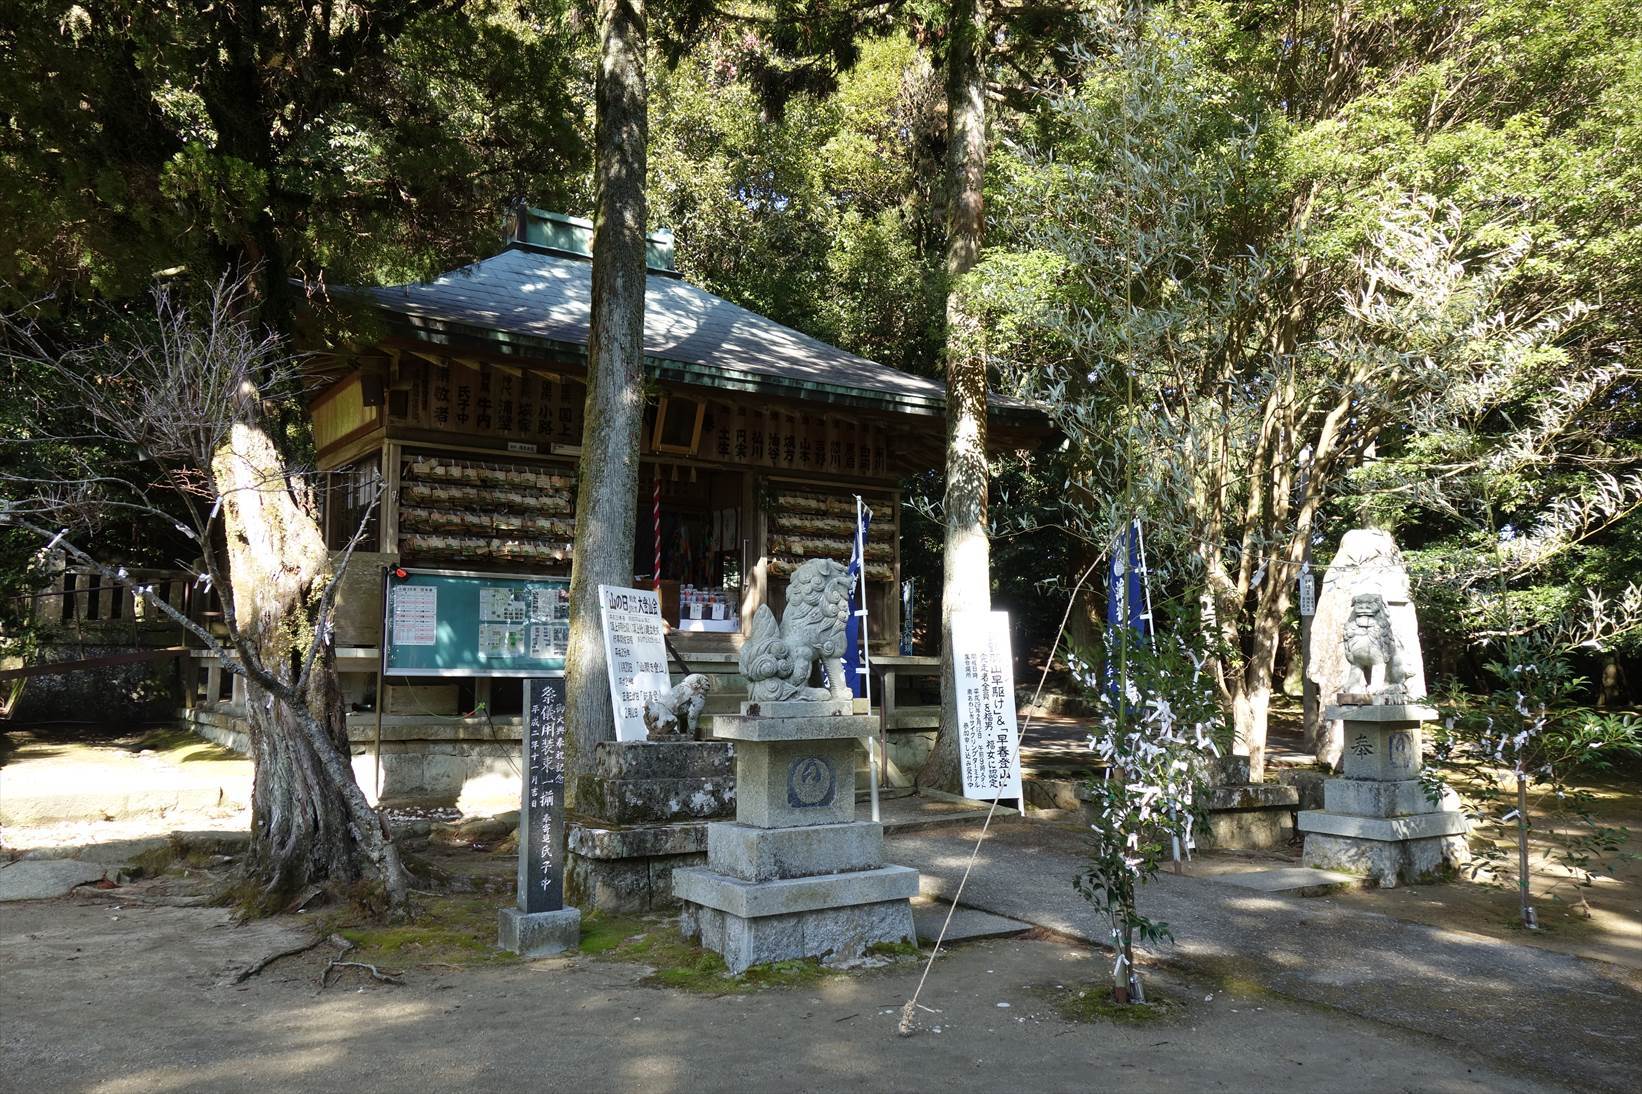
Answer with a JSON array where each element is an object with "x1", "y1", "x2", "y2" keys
[{"x1": 2, "y1": 277, "x2": 409, "y2": 915}]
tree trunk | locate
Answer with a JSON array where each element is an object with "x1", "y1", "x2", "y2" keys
[
  {"x1": 564, "y1": 0, "x2": 648, "y2": 803},
  {"x1": 212, "y1": 422, "x2": 407, "y2": 914},
  {"x1": 919, "y1": 0, "x2": 990, "y2": 793},
  {"x1": 1517, "y1": 777, "x2": 1536, "y2": 929},
  {"x1": 1278, "y1": 622, "x2": 1302, "y2": 697}
]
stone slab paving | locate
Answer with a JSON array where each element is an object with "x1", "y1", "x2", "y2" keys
[
  {"x1": 0, "y1": 735, "x2": 252, "y2": 825},
  {"x1": 0, "y1": 859, "x2": 109, "y2": 901},
  {"x1": 910, "y1": 896, "x2": 1031, "y2": 944},
  {"x1": 1204, "y1": 866, "x2": 1365, "y2": 897},
  {"x1": 872, "y1": 792, "x2": 1004, "y2": 835},
  {"x1": 890, "y1": 819, "x2": 1642, "y2": 1093}
]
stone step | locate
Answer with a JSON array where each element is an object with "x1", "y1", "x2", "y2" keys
[{"x1": 1203, "y1": 866, "x2": 1367, "y2": 898}]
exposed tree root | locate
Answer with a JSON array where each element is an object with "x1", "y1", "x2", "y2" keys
[
  {"x1": 321, "y1": 960, "x2": 405, "y2": 987},
  {"x1": 231, "y1": 935, "x2": 328, "y2": 984}
]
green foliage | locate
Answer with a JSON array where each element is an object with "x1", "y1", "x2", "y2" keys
[
  {"x1": 1070, "y1": 618, "x2": 1229, "y2": 1002},
  {"x1": 0, "y1": 0, "x2": 589, "y2": 314},
  {"x1": 1, "y1": 2, "x2": 592, "y2": 636},
  {"x1": 972, "y1": 0, "x2": 1642, "y2": 711},
  {"x1": 648, "y1": 30, "x2": 943, "y2": 376}
]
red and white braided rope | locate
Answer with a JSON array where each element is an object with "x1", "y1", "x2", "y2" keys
[{"x1": 652, "y1": 476, "x2": 662, "y2": 589}]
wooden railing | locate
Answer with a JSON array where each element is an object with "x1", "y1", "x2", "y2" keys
[{"x1": 26, "y1": 560, "x2": 201, "y2": 647}]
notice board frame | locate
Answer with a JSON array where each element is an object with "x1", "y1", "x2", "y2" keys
[{"x1": 381, "y1": 566, "x2": 571, "y2": 678}]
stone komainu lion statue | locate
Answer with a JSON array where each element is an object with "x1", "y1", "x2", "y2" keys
[
  {"x1": 1341, "y1": 591, "x2": 1414, "y2": 699},
  {"x1": 644, "y1": 673, "x2": 712, "y2": 740},
  {"x1": 740, "y1": 557, "x2": 854, "y2": 703}
]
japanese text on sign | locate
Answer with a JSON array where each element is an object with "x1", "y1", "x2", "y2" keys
[
  {"x1": 598, "y1": 585, "x2": 671, "y2": 742},
  {"x1": 950, "y1": 610, "x2": 1024, "y2": 801},
  {"x1": 518, "y1": 677, "x2": 567, "y2": 913},
  {"x1": 392, "y1": 585, "x2": 437, "y2": 646}
]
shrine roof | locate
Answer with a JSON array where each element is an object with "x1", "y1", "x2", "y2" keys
[{"x1": 354, "y1": 243, "x2": 1040, "y2": 423}]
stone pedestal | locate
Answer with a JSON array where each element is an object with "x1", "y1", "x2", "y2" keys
[
  {"x1": 674, "y1": 704, "x2": 917, "y2": 973},
  {"x1": 1298, "y1": 704, "x2": 1468, "y2": 886},
  {"x1": 498, "y1": 906, "x2": 581, "y2": 957},
  {"x1": 567, "y1": 740, "x2": 735, "y2": 913},
  {"x1": 1196, "y1": 754, "x2": 1300, "y2": 850}
]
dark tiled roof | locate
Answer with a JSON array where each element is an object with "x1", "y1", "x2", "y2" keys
[{"x1": 361, "y1": 246, "x2": 1036, "y2": 419}]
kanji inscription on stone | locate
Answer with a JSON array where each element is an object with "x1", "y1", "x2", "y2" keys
[{"x1": 518, "y1": 676, "x2": 567, "y2": 914}]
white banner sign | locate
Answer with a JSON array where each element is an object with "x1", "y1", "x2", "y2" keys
[
  {"x1": 952, "y1": 610, "x2": 1024, "y2": 801},
  {"x1": 598, "y1": 585, "x2": 671, "y2": 742}
]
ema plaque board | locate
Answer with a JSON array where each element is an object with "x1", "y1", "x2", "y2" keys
[{"x1": 383, "y1": 568, "x2": 570, "y2": 677}]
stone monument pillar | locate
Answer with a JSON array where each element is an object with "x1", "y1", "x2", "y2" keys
[
  {"x1": 1298, "y1": 592, "x2": 1467, "y2": 886},
  {"x1": 673, "y1": 559, "x2": 917, "y2": 973},
  {"x1": 1306, "y1": 529, "x2": 1427, "y2": 769},
  {"x1": 498, "y1": 677, "x2": 582, "y2": 956}
]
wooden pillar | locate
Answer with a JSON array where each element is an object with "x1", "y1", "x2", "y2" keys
[
  {"x1": 205, "y1": 659, "x2": 223, "y2": 708},
  {"x1": 740, "y1": 470, "x2": 767, "y2": 633}
]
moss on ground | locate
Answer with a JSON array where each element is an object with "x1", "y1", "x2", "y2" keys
[
  {"x1": 578, "y1": 913, "x2": 914, "y2": 995},
  {"x1": 326, "y1": 894, "x2": 520, "y2": 970},
  {"x1": 1041, "y1": 982, "x2": 1184, "y2": 1025},
  {"x1": 129, "y1": 835, "x2": 219, "y2": 879}
]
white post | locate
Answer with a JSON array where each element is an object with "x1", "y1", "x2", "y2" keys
[{"x1": 857, "y1": 494, "x2": 879, "y2": 823}]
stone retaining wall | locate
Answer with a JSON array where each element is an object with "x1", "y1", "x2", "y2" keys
[{"x1": 183, "y1": 705, "x2": 520, "y2": 807}]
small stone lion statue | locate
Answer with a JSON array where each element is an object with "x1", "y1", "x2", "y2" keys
[
  {"x1": 1341, "y1": 591, "x2": 1414, "y2": 700},
  {"x1": 643, "y1": 673, "x2": 712, "y2": 739},
  {"x1": 740, "y1": 557, "x2": 853, "y2": 703}
]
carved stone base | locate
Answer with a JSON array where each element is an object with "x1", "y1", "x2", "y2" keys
[
  {"x1": 567, "y1": 741, "x2": 735, "y2": 914},
  {"x1": 497, "y1": 906, "x2": 581, "y2": 957},
  {"x1": 1302, "y1": 831, "x2": 1468, "y2": 888},
  {"x1": 676, "y1": 883, "x2": 916, "y2": 975},
  {"x1": 676, "y1": 708, "x2": 918, "y2": 973}
]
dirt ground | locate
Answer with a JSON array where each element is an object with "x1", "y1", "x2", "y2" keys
[
  {"x1": 1, "y1": 893, "x2": 1558, "y2": 1094},
  {"x1": 4, "y1": 717, "x2": 1636, "y2": 1092},
  {"x1": 1324, "y1": 769, "x2": 1642, "y2": 969}
]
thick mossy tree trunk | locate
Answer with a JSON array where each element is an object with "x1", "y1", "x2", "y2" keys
[
  {"x1": 920, "y1": 0, "x2": 991, "y2": 793},
  {"x1": 564, "y1": 0, "x2": 648, "y2": 804},
  {"x1": 213, "y1": 423, "x2": 408, "y2": 914}
]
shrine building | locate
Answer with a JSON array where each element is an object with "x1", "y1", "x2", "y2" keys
[{"x1": 181, "y1": 207, "x2": 1043, "y2": 806}]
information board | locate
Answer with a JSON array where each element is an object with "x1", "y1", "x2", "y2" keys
[
  {"x1": 598, "y1": 585, "x2": 671, "y2": 742},
  {"x1": 516, "y1": 676, "x2": 568, "y2": 914},
  {"x1": 383, "y1": 568, "x2": 570, "y2": 676},
  {"x1": 951, "y1": 610, "x2": 1024, "y2": 802}
]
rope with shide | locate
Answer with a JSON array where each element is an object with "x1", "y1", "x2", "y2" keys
[{"x1": 897, "y1": 560, "x2": 1100, "y2": 1036}]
